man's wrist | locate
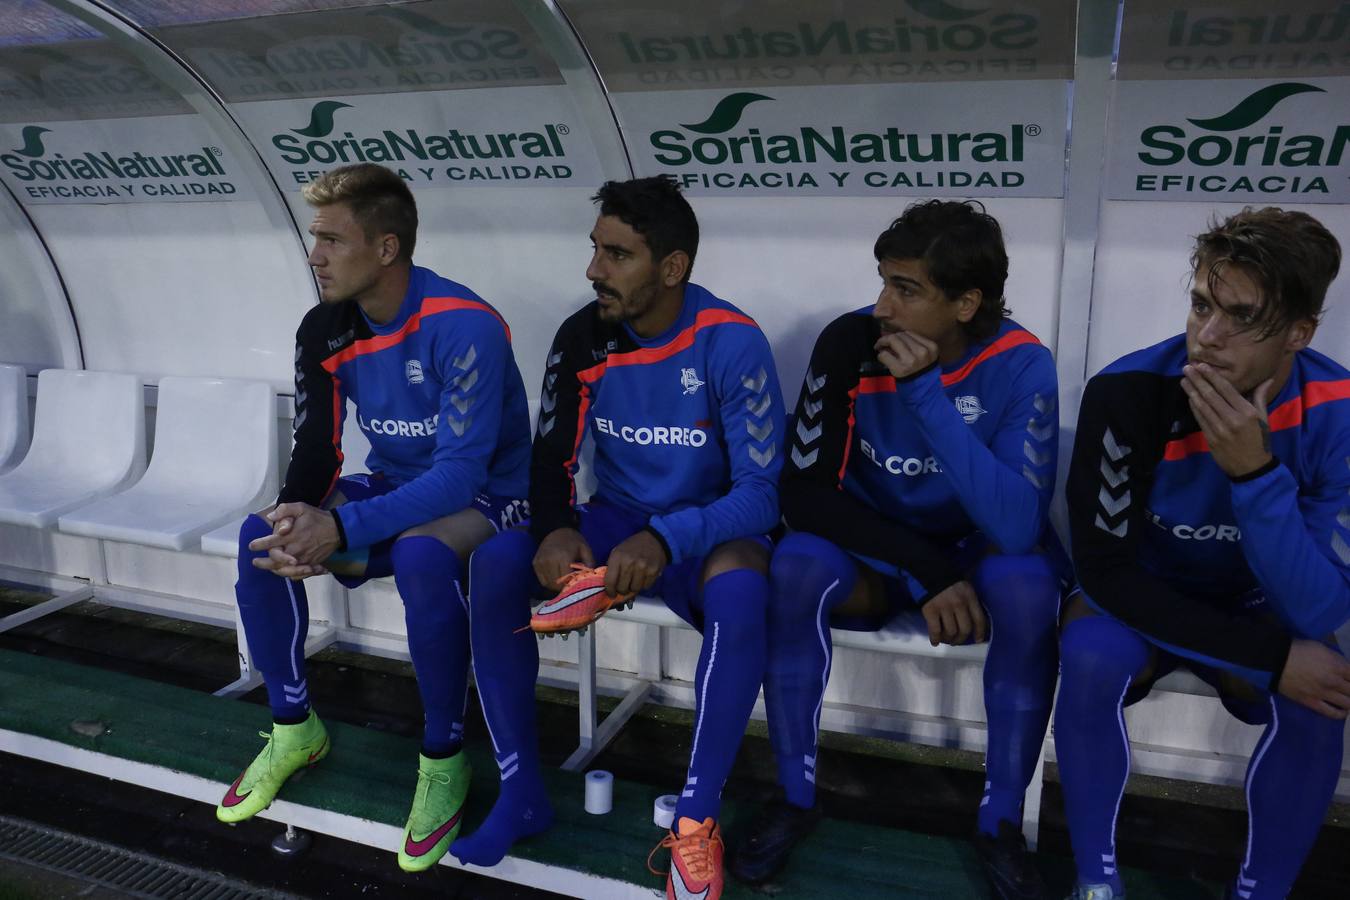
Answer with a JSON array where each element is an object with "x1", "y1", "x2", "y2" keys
[
  {"x1": 642, "y1": 525, "x2": 673, "y2": 564},
  {"x1": 894, "y1": 360, "x2": 939, "y2": 384},
  {"x1": 1230, "y1": 455, "x2": 1279, "y2": 483},
  {"x1": 329, "y1": 508, "x2": 348, "y2": 553}
]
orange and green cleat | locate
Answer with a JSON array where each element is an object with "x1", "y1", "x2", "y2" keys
[
  {"x1": 529, "y1": 564, "x2": 635, "y2": 636},
  {"x1": 648, "y1": 816, "x2": 725, "y2": 900}
]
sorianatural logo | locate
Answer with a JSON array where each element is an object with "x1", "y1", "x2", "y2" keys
[
  {"x1": 650, "y1": 91, "x2": 1032, "y2": 190},
  {"x1": 0, "y1": 125, "x2": 230, "y2": 199},
  {"x1": 618, "y1": 0, "x2": 1037, "y2": 63},
  {"x1": 271, "y1": 100, "x2": 573, "y2": 183},
  {"x1": 1134, "y1": 82, "x2": 1346, "y2": 196}
]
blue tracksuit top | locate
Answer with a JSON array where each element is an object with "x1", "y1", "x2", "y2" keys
[
  {"x1": 530, "y1": 282, "x2": 786, "y2": 564},
  {"x1": 279, "y1": 265, "x2": 531, "y2": 549},
  {"x1": 781, "y1": 309, "x2": 1059, "y2": 598},
  {"x1": 1068, "y1": 334, "x2": 1350, "y2": 687}
]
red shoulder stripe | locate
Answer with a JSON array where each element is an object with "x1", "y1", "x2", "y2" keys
[
  {"x1": 941, "y1": 330, "x2": 1040, "y2": 387},
  {"x1": 1163, "y1": 378, "x2": 1350, "y2": 461},
  {"x1": 320, "y1": 296, "x2": 508, "y2": 373},
  {"x1": 576, "y1": 309, "x2": 756, "y2": 384}
]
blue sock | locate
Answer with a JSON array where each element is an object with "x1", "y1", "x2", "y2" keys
[
  {"x1": 392, "y1": 536, "x2": 469, "y2": 755},
  {"x1": 1235, "y1": 692, "x2": 1343, "y2": 898},
  {"x1": 451, "y1": 529, "x2": 553, "y2": 867},
  {"x1": 235, "y1": 514, "x2": 311, "y2": 722},
  {"x1": 764, "y1": 533, "x2": 856, "y2": 809},
  {"x1": 1055, "y1": 614, "x2": 1151, "y2": 892},
  {"x1": 973, "y1": 553, "x2": 1060, "y2": 836},
  {"x1": 675, "y1": 568, "x2": 768, "y2": 825}
]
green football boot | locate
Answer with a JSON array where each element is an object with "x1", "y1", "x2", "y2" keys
[
  {"x1": 398, "y1": 752, "x2": 471, "y2": 872},
  {"x1": 216, "y1": 710, "x2": 330, "y2": 824}
]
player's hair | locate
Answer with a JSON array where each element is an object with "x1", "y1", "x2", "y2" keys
[
  {"x1": 302, "y1": 163, "x2": 418, "y2": 263},
  {"x1": 592, "y1": 175, "x2": 699, "y2": 280},
  {"x1": 1191, "y1": 207, "x2": 1341, "y2": 340},
  {"x1": 873, "y1": 200, "x2": 1010, "y2": 340}
]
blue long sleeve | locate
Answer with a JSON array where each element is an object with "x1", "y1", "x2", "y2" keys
[
  {"x1": 648, "y1": 326, "x2": 785, "y2": 563},
  {"x1": 337, "y1": 312, "x2": 507, "y2": 548},
  {"x1": 1231, "y1": 459, "x2": 1350, "y2": 638},
  {"x1": 896, "y1": 353, "x2": 1057, "y2": 554}
]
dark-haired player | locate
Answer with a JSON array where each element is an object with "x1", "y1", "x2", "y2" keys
[
  {"x1": 1057, "y1": 207, "x2": 1350, "y2": 900},
  {"x1": 217, "y1": 163, "x2": 531, "y2": 873},
  {"x1": 452, "y1": 176, "x2": 784, "y2": 900},
  {"x1": 735, "y1": 200, "x2": 1062, "y2": 899}
]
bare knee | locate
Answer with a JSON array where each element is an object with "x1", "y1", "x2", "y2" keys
[{"x1": 702, "y1": 538, "x2": 769, "y2": 582}]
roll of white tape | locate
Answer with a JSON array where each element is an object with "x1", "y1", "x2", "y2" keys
[
  {"x1": 653, "y1": 794, "x2": 678, "y2": 829},
  {"x1": 584, "y1": 769, "x2": 613, "y2": 815}
]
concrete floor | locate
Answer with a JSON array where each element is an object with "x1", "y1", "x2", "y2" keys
[{"x1": 1, "y1": 586, "x2": 1347, "y2": 898}]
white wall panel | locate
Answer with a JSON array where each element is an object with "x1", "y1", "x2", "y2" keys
[
  {"x1": 284, "y1": 186, "x2": 607, "y2": 399},
  {"x1": 0, "y1": 190, "x2": 80, "y2": 370},
  {"x1": 693, "y1": 197, "x2": 1066, "y2": 396},
  {"x1": 29, "y1": 200, "x2": 315, "y2": 389}
]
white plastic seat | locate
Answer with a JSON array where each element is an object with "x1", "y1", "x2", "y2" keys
[
  {"x1": 200, "y1": 515, "x2": 248, "y2": 557},
  {"x1": 59, "y1": 376, "x2": 277, "y2": 550},
  {"x1": 610, "y1": 596, "x2": 987, "y2": 661},
  {"x1": 0, "y1": 363, "x2": 29, "y2": 474},
  {"x1": 0, "y1": 369, "x2": 145, "y2": 527}
]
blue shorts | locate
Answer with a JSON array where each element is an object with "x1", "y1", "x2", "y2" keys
[
  {"x1": 326, "y1": 472, "x2": 529, "y2": 588},
  {"x1": 1100, "y1": 586, "x2": 1292, "y2": 723},
  {"x1": 836, "y1": 529, "x2": 1072, "y2": 631},
  {"x1": 577, "y1": 496, "x2": 771, "y2": 631}
]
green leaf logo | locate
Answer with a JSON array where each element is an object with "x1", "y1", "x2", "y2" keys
[
  {"x1": 13, "y1": 126, "x2": 50, "y2": 157},
  {"x1": 366, "y1": 8, "x2": 474, "y2": 38},
  {"x1": 292, "y1": 101, "x2": 353, "y2": 138},
  {"x1": 680, "y1": 93, "x2": 773, "y2": 134},
  {"x1": 903, "y1": 0, "x2": 989, "y2": 22},
  {"x1": 1186, "y1": 83, "x2": 1325, "y2": 132}
]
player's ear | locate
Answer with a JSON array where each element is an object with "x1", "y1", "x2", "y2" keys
[
  {"x1": 954, "y1": 288, "x2": 982, "y2": 324},
  {"x1": 1285, "y1": 317, "x2": 1316, "y2": 352},
  {"x1": 378, "y1": 233, "x2": 400, "y2": 267},
  {"x1": 660, "y1": 250, "x2": 690, "y2": 288}
]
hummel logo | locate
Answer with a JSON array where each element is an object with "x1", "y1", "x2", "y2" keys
[
  {"x1": 1099, "y1": 459, "x2": 1128, "y2": 488},
  {"x1": 1023, "y1": 440, "x2": 1051, "y2": 467},
  {"x1": 746, "y1": 419, "x2": 772, "y2": 441},
  {"x1": 1098, "y1": 486, "x2": 1130, "y2": 517},
  {"x1": 1102, "y1": 427, "x2": 1130, "y2": 462},
  {"x1": 326, "y1": 328, "x2": 355, "y2": 351},
  {"x1": 453, "y1": 345, "x2": 477, "y2": 370},
  {"x1": 791, "y1": 446, "x2": 818, "y2": 468}
]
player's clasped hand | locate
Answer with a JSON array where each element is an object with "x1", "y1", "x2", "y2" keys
[
  {"x1": 604, "y1": 530, "x2": 667, "y2": 598},
  {"x1": 1180, "y1": 363, "x2": 1275, "y2": 478},
  {"x1": 920, "y1": 580, "x2": 989, "y2": 647},
  {"x1": 249, "y1": 502, "x2": 335, "y2": 580},
  {"x1": 533, "y1": 527, "x2": 595, "y2": 591},
  {"x1": 875, "y1": 330, "x2": 939, "y2": 380}
]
